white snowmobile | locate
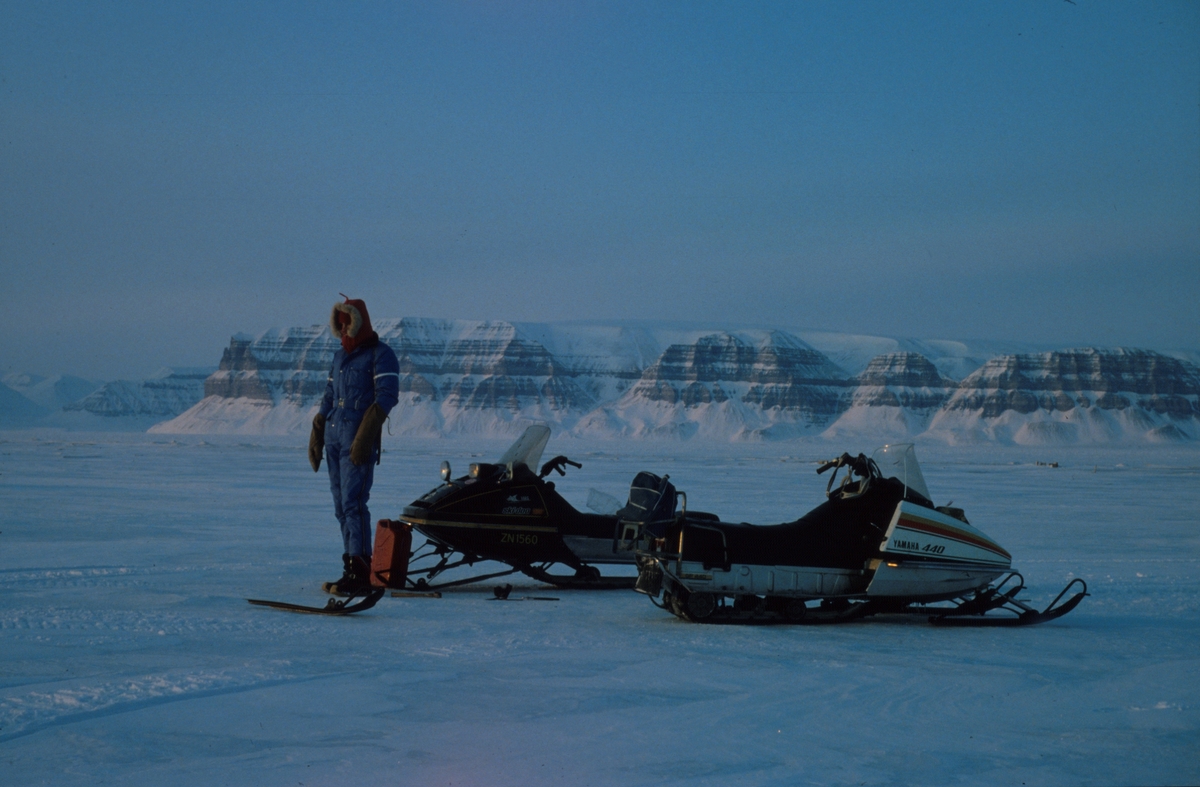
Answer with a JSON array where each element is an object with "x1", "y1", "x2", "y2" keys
[{"x1": 630, "y1": 444, "x2": 1087, "y2": 626}]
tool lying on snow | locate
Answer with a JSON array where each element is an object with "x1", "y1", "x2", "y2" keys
[{"x1": 490, "y1": 583, "x2": 559, "y2": 601}]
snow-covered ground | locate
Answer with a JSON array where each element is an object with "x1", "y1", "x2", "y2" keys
[{"x1": 1, "y1": 431, "x2": 1197, "y2": 786}]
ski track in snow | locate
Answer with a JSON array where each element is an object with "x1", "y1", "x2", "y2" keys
[
  {"x1": 0, "y1": 432, "x2": 1197, "y2": 785},
  {"x1": 0, "y1": 669, "x2": 321, "y2": 744}
]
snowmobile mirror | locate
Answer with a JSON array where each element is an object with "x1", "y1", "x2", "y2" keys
[{"x1": 440, "y1": 460, "x2": 451, "y2": 482}]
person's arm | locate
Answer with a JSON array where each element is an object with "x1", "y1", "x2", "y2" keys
[
  {"x1": 309, "y1": 357, "x2": 338, "y2": 471},
  {"x1": 373, "y1": 345, "x2": 401, "y2": 414},
  {"x1": 350, "y1": 345, "x2": 399, "y2": 466}
]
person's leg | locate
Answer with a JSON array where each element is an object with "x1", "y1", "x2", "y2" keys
[
  {"x1": 326, "y1": 432, "x2": 348, "y2": 551},
  {"x1": 323, "y1": 428, "x2": 354, "y2": 588},
  {"x1": 338, "y1": 445, "x2": 376, "y2": 559}
]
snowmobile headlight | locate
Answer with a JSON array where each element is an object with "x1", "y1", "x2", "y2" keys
[{"x1": 440, "y1": 460, "x2": 452, "y2": 482}]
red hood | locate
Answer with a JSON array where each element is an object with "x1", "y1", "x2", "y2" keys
[{"x1": 330, "y1": 297, "x2": 379, "y2": 354}]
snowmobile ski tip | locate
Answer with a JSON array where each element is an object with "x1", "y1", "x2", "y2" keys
[{"x1": 929, "y1": 578, "x2": 1088, "y2": 627}]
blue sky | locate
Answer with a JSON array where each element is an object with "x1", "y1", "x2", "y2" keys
[{"x1": 2, "y1": 1, "x2": 1197, "y2": 379}]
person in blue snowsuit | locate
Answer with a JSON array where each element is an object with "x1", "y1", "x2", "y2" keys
[{"x1": 308, "y1": 296, "x2": 400, "y2": 594}]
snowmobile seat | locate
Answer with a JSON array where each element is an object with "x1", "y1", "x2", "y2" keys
[{"x1": 678, "y1": 479, "x2": 907, "y2": 571}]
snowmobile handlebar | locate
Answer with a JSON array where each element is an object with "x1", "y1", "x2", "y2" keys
[
  {"x1": 539, "y1": 455, "x2": 583, "y2": 478},
  {"x1": 820, "y1": 452, "x2": 881, "y2": 500},
  {"x1": 817, "y1": 453, "x2": 875, "y2": 477}
]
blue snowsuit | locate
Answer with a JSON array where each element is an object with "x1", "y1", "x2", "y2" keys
[{"x1": 318, "y1": 339, "x2": 400, "y2": 558}]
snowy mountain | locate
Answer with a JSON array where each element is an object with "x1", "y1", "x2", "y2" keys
[
  {"x1": 155, "y1": 320, "x2": 642, "y2": 436},
  {"x1": 791, "y1": 333, "x2": 1044, "y2": 380},
  {"x1": 1, "y1": 372, "x2": 100, "y2": 411},
  {"x1": 0, "y1": 381, "x2": 49, "y2": 426},
  {"x1": 135, "y1": 320, "x2": 1200, "y2": 444},
  {"x1": 0, "y1": 368, "x2": 207, "y2": 431},
  {"x1": 574, "y1": 331, "x2": 853, "y2": 440},
  {"x1": 64, "y1": 367, "x2": 214, "y2": 419},
  {"x1": 822, "y1": 352, "x2": 959, "y2": 441},
  {"x1": 925, "y1": 348, "x2": 1200, "y2": 444}
]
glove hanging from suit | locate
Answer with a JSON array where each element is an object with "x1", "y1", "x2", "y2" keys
[
  {"x1": 308, "y1": 413, "x2": 326, "y2": 472},
  {"x1": 351, "y1": 403, "x2": 388, "y2": 466}
]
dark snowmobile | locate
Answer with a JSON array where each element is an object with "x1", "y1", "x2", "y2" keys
[
  {"x1": 632, "y1": 444, "x2": 1087, "y2": 626},
  {"x1": 397, "y1": 425, "x2": 638, "y2": 590}
]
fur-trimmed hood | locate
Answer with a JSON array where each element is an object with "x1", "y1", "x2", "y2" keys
[{"x1": 330, "y1": 297, "x2": 378, "y2": 354}]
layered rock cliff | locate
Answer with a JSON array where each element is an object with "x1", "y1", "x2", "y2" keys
[
  {"x1": 926, "y1": 348, "x2": 1200, "y2": 444},
  {"x1": 147, "y1": 318, "x2": 1200, "y2": 444},
  {"x1": 823, "y1": 353, "x2": 959, "y2": 440},
  {"x1": 573, "y1": 331, "x2": 854, "y2": 439},
  {"x1": 157, "y1": 319, "x2": 638, "y2": 436}
]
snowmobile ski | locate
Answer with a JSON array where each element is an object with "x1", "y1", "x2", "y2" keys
[
  {"x1": 390, "y1": 590, "x2": 442, "y2": 598},
  {"x1": 929, "y1": 578, "x2": 1088, "y2": 627},
  {"x1": 247, "y1": 588, "x2": 385, "y2": 615}
]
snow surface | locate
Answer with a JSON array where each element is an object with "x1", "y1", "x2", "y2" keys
[{"x1": 1, "y1": 432, "x2": 1197, "y2": 786}]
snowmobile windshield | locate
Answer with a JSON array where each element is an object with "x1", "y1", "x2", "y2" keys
[
  {"x1": 871, "y1": 443, "x2": 932, "y2": 504},
  {"x1": 497, "y1": 425, "x2": 552, "y2": 474}
]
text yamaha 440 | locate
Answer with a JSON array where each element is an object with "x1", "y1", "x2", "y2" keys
[
  {"x1": 398, "y1": 425, "x2": 639, "y2": 590},
  {"x1": 631, "y1": 444, "x2": 1087, "y2": 626}
]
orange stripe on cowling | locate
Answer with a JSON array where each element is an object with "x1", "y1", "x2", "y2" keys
[{"x1": 897, "y1": 515, "x2": 1012, "y2": 560}]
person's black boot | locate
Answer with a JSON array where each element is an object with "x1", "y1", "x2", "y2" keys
[
  {"x1": 322, "y1": 554, "x2": 351, "y2": 594},
  {"x1": 331, "y1": 555, "x2": 372, "y2": 596}
]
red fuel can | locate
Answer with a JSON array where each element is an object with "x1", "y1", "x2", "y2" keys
[{"x1": 371, "y1": 519, "x2": 413, "y2": 589}]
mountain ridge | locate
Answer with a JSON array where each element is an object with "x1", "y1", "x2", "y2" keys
[
  {"x1": 4, "y1": 319, "x2": 1197, "y2": 444},
  {"x1": 155, "y1": 320, "x2": 1200, "y2": 444}
]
